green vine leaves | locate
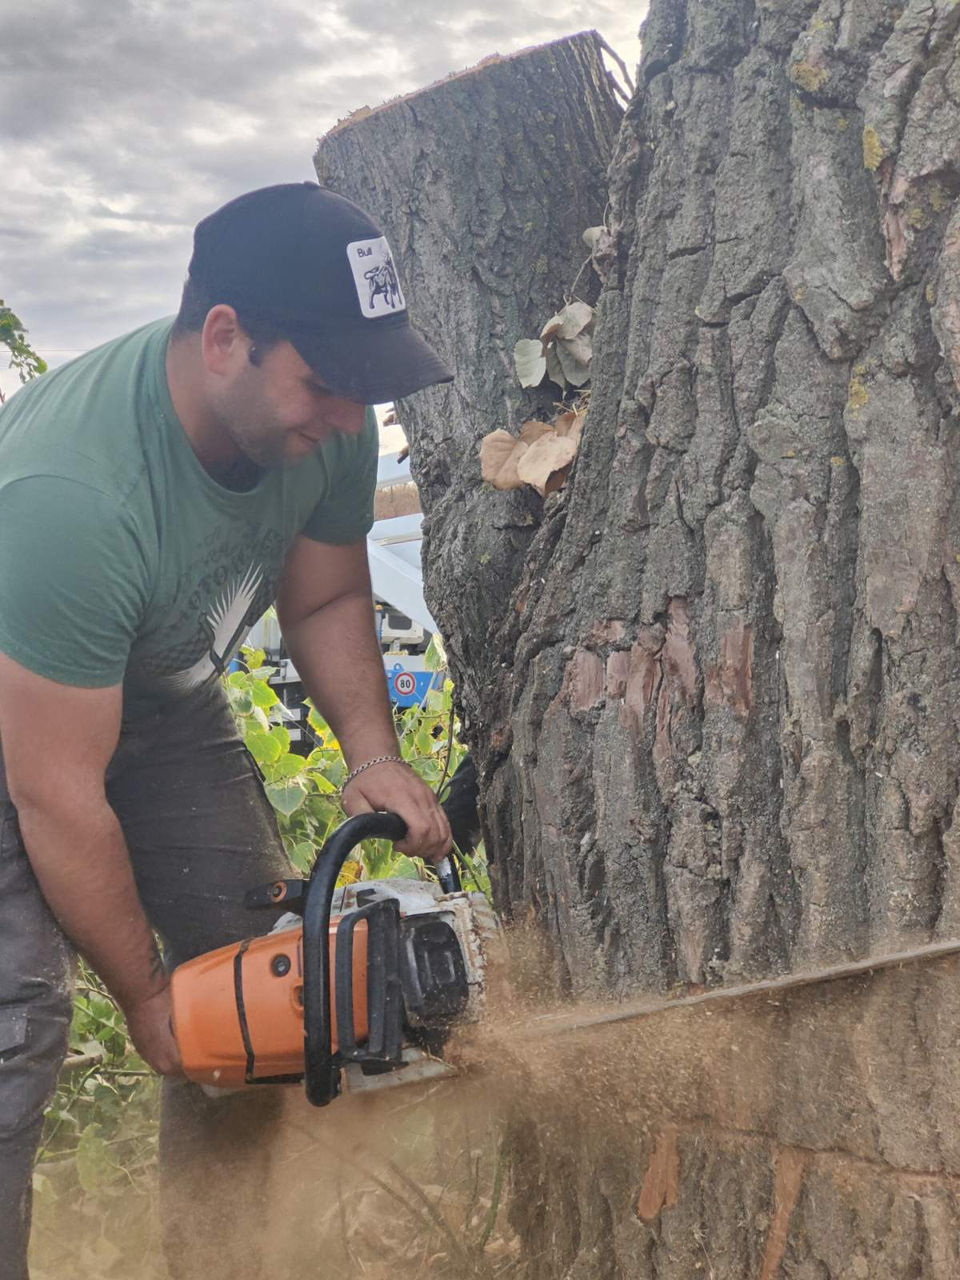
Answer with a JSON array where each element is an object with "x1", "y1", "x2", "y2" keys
[
  {"x1": 224, "y1": 641, "x2": 480, "y2": 889},
  {"x1": 0, "y1": 301, "x2": 47, "y2": 402}
]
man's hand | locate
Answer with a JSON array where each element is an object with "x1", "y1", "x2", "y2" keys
[
  {"x1": 342, "y1": 760, "x2": 451, "y2": 862},
  {"x1": 124, "y1": 984, "x2": 183, "y2": 1077}
]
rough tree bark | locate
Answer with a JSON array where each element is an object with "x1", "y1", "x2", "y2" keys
[
  {"x1": 317, "y1": 7, "x2": 960, "y2": 1275},
  {"x1": 319, "y1": 3, "x2": 960, "y2": 987},
  {"x1": 493, "y1": 0, "x2": 960, "y2": 991}
]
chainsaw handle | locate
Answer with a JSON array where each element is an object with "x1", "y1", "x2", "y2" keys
[{"x1": 303, "y1": 811, "x2": 407, "y2": 1107}]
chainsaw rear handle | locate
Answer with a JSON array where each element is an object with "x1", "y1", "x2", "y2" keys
[{"x1": 302, "y1": 811, "x2": 461, "y2": 1106}]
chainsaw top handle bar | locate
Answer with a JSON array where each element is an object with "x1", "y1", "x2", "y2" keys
[{"x1": 302, "y1": 811, "x2": 461, "y2": 1106}]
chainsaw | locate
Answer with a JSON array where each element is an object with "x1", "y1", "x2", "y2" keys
[{"x1": 170, "y1": 811, "x2": 497, "y2": 1106}]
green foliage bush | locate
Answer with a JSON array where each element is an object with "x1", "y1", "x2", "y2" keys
[{"x1": 224, "y1": 635, "x2": 478, "y2": 885}]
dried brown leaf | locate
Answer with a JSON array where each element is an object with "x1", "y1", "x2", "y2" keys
[
  {"x1": 518, "y1": 419, "x2": 554, "y2": 445},
  {"x1": 557, "y1": 300, "x2": 593, "y2": 339},
  {"x1": 555, "y1": 332, "x2": 592, "y2": 386},
  {"x1": 554, "y1": 410, "x2": 585, "y2": 445},
  {"x1": 479, "y1": 430, "x2": 528, "y2": 491},
  {"x1": 515, "y1": 433, "x2": 579, "y2": 496},
  {"x1": 514, "y1": 338, "x2": 547, "y2": 388},
  {"x1": 543, "y1": 465, "x2": 573, "y2": 496},
  {"x1": 539, "y1": 311, "x2": 565, "y2": 343},
  {"x1": 544, "y1": 343, "x2": 566, "y2": 389},
  {"x1": 541, "y1": 301, "x2": 594, "y2": 344}
]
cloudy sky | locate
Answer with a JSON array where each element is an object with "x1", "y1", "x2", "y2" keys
[{"x1": 1, "y1": 1, "x2": 642, "y2": 400}]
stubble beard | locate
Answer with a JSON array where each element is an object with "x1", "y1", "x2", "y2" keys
[{"x1": 219, "y1": 394, "x2": 302, "y2": 473}]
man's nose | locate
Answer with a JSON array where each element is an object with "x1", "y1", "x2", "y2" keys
[{"x1": 323, "y1": 398, "x2": 366, "y2": 434}]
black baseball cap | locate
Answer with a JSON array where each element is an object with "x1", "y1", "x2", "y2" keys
[{"x1": 187, "y1": 182, "x2": 453, "y2": 404}]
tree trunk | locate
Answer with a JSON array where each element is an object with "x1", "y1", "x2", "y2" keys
[
  {"x1": 314, "y1": 32, "x2": 623, "y2": 740},
  {"x1": 317, "y1": 6, "x2": 960, "y2": 1275},
  {"x1": 488, "y1": 0, "x2": 960, "y2": 991},
  {"x1": 493, "y1": 3, "x2": 960, "y2": 1264}
]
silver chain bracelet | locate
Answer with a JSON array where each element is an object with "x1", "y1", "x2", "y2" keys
[{"x1": 341, "y1": 754, "x2": 406, "y2": 790}]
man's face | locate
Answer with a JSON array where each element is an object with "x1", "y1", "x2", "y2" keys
[{"x1": 218, "y1": 339, "x2": 366, "y2": 470}]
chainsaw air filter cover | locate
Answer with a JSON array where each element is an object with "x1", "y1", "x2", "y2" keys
[
  {"x1": 170, "y1": 917, "x2": 371, "y2": 1089},
  {"x1": 401, "y1": 915, "x2": 470, "y2": 1025}
]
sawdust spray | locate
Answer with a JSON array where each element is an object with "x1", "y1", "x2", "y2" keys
[{"x1": 31, "y1": 927, "x2": 960, "y2": 1278}]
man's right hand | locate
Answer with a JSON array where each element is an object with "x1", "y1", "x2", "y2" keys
[{"x1": 124, "y1": 984, "x2": 183, "y2": 1076}]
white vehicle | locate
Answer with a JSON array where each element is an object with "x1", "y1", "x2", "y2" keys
[{"x1": 376, "y1": 600, "x2": 427, "y2": 653}]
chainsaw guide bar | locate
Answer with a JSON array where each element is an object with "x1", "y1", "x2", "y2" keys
[{"x1": 522, "y1": 936, "x2": 960, "y2": 1042}]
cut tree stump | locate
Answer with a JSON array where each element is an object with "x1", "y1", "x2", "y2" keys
[{"x1": 314, "y1": 31, "x2": 623, "y2": 733}]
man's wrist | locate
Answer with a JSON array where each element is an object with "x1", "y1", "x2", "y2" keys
[
  {"x1": 342, "y1": 754, "x2": 408, "y2": 791},
  {"x1": 110, "y1": 939, "x2": 169, "y2": 1012}
]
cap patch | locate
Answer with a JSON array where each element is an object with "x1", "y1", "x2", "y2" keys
[{"x1": 346, "y1": 236, "x2": 406, "y2": 319}]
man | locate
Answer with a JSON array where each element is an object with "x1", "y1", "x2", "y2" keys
[{"x1": 0, "y1": 182, "x2": 453, "y2": 1278}]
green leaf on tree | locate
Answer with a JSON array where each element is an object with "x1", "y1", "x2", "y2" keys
[
  {"x1": 245, "y1": 726, "x2": 283, "y2": 765},
  {"x1": 250, "y1": 680, "x2": 278, "y2": 709},
  {"x1": 514, "y1": 338, "x2": 547, "y2": 388},
  {"x1": 268, "y1": 753, "x2": 307, "y2": 781}
]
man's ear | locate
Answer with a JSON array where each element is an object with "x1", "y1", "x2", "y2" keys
[{"x1": 200, "y1": 305, "x2": 247, "y2": 375}]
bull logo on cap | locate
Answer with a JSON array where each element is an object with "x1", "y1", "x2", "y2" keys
[{"x1": 363, "y1": 258, "x2": 401, "y2": 311}]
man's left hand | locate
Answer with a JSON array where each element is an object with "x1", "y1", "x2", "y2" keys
[{"x1": 341, "y1": 759, "x2": 451, "y2": 862}]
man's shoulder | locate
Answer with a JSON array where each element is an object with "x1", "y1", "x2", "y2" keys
[
  {"x1": 4, "y1": 318, "x2": 169, "y2": 392},
  {"x1": 0, "y1": 319, "x2": 172, "y2": 498}
]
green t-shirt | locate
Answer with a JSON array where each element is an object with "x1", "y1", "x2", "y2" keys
[{"x1": 0, "y1": 319, "x2": 378, "y2": 719}]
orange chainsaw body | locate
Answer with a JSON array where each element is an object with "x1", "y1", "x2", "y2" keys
[
  {"x1": 168, "y1": 811, "x2": 485, "y2": 1108},
  {"x1": 170, "y1": 918, "x2": 368, "y2": 1088}
]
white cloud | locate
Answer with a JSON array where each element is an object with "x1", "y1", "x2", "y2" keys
[{"x1": 1, "y1": 0, "x2": 642, "y2": 399}]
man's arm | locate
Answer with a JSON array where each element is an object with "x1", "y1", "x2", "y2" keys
[
  {"x1": 275, "y1": 535, "x2": 450, "y2": 861},
  {"x1": 0, "y1": 651, "x2": 181, "y2": 1074}
]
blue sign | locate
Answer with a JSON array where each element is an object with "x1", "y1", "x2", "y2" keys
[{"x1": 384, "y1": 661, "x2": 442, "y2": 708}]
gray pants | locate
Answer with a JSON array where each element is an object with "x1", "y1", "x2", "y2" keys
[{"x1": 0, "y1": 685, "x2": 293, "y2": 1279}]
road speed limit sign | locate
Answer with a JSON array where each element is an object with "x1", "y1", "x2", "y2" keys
[{"x1": 392, "y1": 670, "x2": 417, "y2": 697}]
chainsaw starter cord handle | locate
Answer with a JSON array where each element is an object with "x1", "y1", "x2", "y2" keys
[
  {"x1": 303, "y1": 811, "x2": 408, "y2": 1107},
  {"x1": 435, "y1": 856, "x2": 461, "y2": 895}
]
